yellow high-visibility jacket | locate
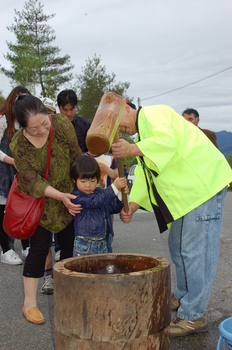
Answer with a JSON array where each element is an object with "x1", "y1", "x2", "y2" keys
[{"x1": 129, "y1": 105, "x2": 232, "y2": 224}]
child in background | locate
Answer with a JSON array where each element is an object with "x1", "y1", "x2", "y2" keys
[
  {"x1": 87, "y1": 152, "x2": 118, "y2": 189},
  {"x1": 70, "y1": 155, "x2": 128, "y2": 256}
]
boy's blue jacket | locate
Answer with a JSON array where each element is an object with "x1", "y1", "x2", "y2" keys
[{"x1": 71, "y1": 186, "x2": 123, "y2": 239}]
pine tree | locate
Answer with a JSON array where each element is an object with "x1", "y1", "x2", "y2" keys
[
  {"x1": 0, "y1": 90, "x2": 5, "y2": 108},
  {"x1": 1, "y1": 0, "x2": 74, "y2": 98},
  {"x1": 75, "y1": 54, "x2": 131, "y2": 121}
]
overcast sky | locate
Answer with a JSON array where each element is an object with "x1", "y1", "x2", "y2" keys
[{"x1": 1, "y1": 0, "x2": 232, "y2": 131}]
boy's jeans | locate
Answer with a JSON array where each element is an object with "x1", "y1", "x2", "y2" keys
[
  {"x1": 73, "y1": 236, "x2": 108, "y2": 257},
  {"x1": 168, "y1": 187, "x2": 227, "y2": 320}
]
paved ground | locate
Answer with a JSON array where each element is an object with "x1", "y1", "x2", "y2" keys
[{"x1": 0, "y1": 192, "x2": 231, "y2": 349}]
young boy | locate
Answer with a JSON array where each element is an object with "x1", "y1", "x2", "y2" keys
[
  {"x1": 70, "y1": 155, "x2": 128, "y2": 256},
  {"x1": 86, "y1": 151, "x2": 119, "y2": 251}
]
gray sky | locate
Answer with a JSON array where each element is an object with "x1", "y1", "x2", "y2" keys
[{"x1": 1, "y1": 0, "x2": 232, "y2": 131}]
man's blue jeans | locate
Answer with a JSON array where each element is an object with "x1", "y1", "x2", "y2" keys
[{"x1": 168, "y1": 187, "x2": 227, "y2": 320}]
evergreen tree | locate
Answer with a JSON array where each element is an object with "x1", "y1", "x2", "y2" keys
[
  {"x1": 1, "y1": 0, "x2": 74, "y2": 98},
  {"x1": 74, "y1": 54, "x2": 132, "y2": 121},
  {"x1": 0, "y1": 91, "x2": 5, "y2": 108}
]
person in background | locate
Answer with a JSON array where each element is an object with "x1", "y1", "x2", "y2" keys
[
  {"x1": 0, "y1": 86, "x2": 31, "y2": 265},
  {"x1": 182, "y1": 108, "x2": 218, "y2": 148},
  {"x1": 57, "y1": 89, "x2": 91, "y2": 152},
  {"x1": 111, "y1": 99, "x2": 232, "y2": 338},
  {"x1": 70, "y1": 155, "x2": 127, "y2": 256},
  {"x1": 87, "y1": 152, "x2": 118, "y2": 189},
  {"x1": 123, "y1": 164, "x2": 128, "y2": 178},
  {"x1": 55, "y1": 89, "x2": 91, "y2": 261},
  {"x1": 11, "y1": 94, "x2": 82, "y2": 324},
  {"x1": 56, "y1": 89, "x2": 91, "y2": 260},
  {"x1": 40, "y1": 97, "x2": 57, "y2": 115}
]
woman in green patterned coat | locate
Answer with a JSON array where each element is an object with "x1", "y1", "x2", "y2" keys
[{"x1": 11, "y1": 94, "x2": 82, "y2": 325}]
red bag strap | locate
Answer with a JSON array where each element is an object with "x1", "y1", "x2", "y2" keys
[{"x1": 45, "y1": 115, "x2": 53, "y2": 180}]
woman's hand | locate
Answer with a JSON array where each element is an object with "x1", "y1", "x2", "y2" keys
[
  {"x1": 61, "y1": 193, "x2": 82, "y2": 216},
  {"x1": 44, "y1": 186, "x2": 82, "y2": 216}
]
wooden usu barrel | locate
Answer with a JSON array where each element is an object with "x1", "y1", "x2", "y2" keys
[{"x1": 53, "y1": 253, "x2": 170, "y2": 350}]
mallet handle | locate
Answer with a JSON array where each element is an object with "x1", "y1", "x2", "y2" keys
[{"x1": 114, "y1": 133, "x2": 129, "y2": 213}]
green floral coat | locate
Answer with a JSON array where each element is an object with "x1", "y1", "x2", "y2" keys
[{"x1": 10, "y1": 114, "x2": 82, "y2": 233}]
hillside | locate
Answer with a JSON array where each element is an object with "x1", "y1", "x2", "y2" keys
[{"x1": 215, "y1": 131, "x2": 232, "y2": 158}]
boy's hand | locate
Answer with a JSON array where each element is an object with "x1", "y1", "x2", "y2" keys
[
  {"x1": 113, "y1": 177, "x2": 127, "y2": 190},
  {"x1": 123, "y1": 184, "x2": 129, "y2": 195}
]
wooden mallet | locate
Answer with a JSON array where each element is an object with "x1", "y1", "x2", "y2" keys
[{"x1": 86, "y1": 91, "x2": 129, "y2": 212}]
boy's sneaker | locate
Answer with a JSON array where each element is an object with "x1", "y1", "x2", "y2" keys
[
  {"x1": 1, "y1": 249, "x2": 23, "y2": 265},
  {"x1": 21, "y1": 247, "x2": 30, "y2": 260},
  {"x1": 171, "y1": 293, "x2": 180, "y2": 311},
  {"x1": 170, "y1": 316, "x2": 208, "y2": 337},
  {"x1": 55, "y1": 250, "x2": 61, "y2": 262},
  {"x1": 41, "y1": 275, "x2": 54, "y2": 294}
]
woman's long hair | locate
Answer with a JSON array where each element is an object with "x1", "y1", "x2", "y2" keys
[{"x1": 0, "y1": 86, "x2": 31, "y2": 141}]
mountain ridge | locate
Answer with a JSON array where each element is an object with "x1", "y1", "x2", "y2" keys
[{"x1": 215, "y1": 130, "x2": 232, "y2": 158}]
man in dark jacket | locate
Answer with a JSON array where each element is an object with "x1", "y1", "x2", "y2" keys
[
  {"x1": 182, "y1": 108, "x2": 218, "y2": 148},
  {"x1": 57, "y1": 89, "x2": 91, "y2": 152}
]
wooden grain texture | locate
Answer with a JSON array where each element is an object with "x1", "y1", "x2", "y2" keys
[{"x1": 54, "y1": 254, "x2": 171, "y2": 350}]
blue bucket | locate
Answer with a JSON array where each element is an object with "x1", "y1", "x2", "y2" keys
[{"x1": 217, "y1": 317, "x2": 232, "y2": 350}]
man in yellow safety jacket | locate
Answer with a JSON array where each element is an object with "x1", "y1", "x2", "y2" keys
[{"x1": 111, "y1": 100, "x2": 232, "y2": 338}]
